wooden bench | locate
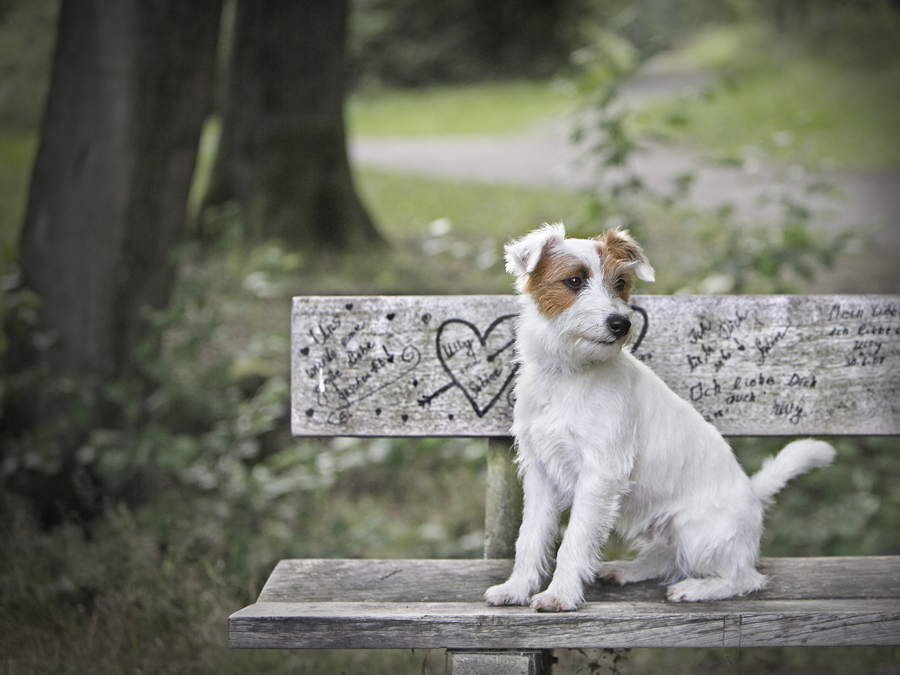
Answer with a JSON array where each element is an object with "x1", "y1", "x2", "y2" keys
[{"x1": 230, "y1": 294, "x2": 900, "y2": 673}]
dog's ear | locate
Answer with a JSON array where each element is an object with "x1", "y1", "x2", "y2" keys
[
  {"x1": 597, "y1": 229, "x2": 656, "y2": 282},
  {"x1": 505, "y1": 223, "x2": 566, "y2": 278}
]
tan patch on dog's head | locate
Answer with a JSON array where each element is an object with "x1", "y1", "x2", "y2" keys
[
  {"x1": 524, "y1": 244, "x2": 590, "y2": 318},
  {"x1": 594, "y1": 229, "x2": 647, "y2": 302}
]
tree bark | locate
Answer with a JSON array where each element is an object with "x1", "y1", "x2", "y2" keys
[
  {"x1": 14, "y1": 0, "x2": 222, "y2": 423},
  {"x1": 206, "y1": 0, "x2": 380, "y2": 251}
]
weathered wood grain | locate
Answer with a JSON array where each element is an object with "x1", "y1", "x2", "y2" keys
[
  {"x1": 255, "y1": 557, "x2": 900, "y2": 604},
  {"x1": 291, "y1": 294, "x2": 900, "y2": 437},
  {"x1": 450, "y1": 651, "x2": 549, "y2": 675},
  {"x1": 484, "y1": 438, "x2": 521, "y2": 560},
  {"x1": 230, "y1": 598, "x2": 899, "y2": 649},
  {"x1": 229, "y1": 558, "x2": 900, "y2": 649}
]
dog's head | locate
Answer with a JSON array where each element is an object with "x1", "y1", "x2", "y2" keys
[{"x1": 505, "y1": 223, "x2": 654, "y2": 367}]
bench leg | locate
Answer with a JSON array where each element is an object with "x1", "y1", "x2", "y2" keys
[
  {"x1": 449, "y1": 650, "x2": 553, "y2": 675},
  {"x1": 484, "y1": 437, "x2": 523, "y2": 559}
]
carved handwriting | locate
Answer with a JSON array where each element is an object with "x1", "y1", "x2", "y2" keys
[
  {"x1": 296, "y1": 305, "x2": 522, "y2": 428},
  {"x1": 297, "y1": 306, "x2": 425, "y2": 426},
  {"x1": 828, "y1": 301, "x2": 899, "y2": 370},
  {"x1": 293, "y1": 296, "x2": 899, "y2": 435},
  {"x1": 423, "y1": 315, "x2": 518, "y2": 417},
  {"x1": 754, "y1": 326, "x2": 790, "y2": 365},
  {"x1": 680, "y1": 304, "x2": 789, "y2": 424}
]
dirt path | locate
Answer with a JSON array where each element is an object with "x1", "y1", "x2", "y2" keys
[{"x1": 349, "y1": 72, "x2": 900, "y2": 293}]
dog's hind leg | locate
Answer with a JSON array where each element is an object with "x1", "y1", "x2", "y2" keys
[
  {"x1": 597, "y1": 547, "x2": 677, "y2": 585},
  {"x1": 664, "y1": 499, "x2": 767, "y2": 601},
  {"x1": 666, "y1": 568, "x2": 767, "y2": 602}
]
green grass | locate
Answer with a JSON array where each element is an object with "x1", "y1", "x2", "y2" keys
[
  {"x1": 301, "y1": 168, "x2": 597, "y2": 296},
  {"x1": 347, "y1": 26, "x2": 900, "y2": 168},
  {"x1": 347, "y1": 80, "x2": 574, "y2": 137},
  {"x1": 356, "y1": 168, "x2": 589, "y2": 242},
  {"x1": 637, "y1": 26, "x2": 900, "y2": 169},
  {"x1": 0, "y1": 134, "x2": 37, "y2": 275}
]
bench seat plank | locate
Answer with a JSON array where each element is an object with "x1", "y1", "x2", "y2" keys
[
  {"x1": 291, "y1": 294, "x2": 900, "y2": 437},
  {"x1": 230, "y1": 599, "x2": 899, "y2": 649},
  {"x1": 229, "y1": 558, "x2": 900, "y2": 649},
  {"x1": 254, "y1": 557, "x2": 900, "y2": 603}
]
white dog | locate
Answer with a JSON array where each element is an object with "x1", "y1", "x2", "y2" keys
[{"x1": 484, "y1": 223, "x2": 835, "y2": 611}]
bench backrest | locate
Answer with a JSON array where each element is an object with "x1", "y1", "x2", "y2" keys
[{"x1": 292, "y1": 294, "x2": 900, "y2": 438}]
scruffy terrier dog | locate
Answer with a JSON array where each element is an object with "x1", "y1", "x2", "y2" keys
[{"x1": 484, "y1": 223, "x2": 835, "y2": 611}]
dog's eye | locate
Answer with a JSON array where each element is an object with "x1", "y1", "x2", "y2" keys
[
  {"x1": 614, "y1": 278, "x2": 627, "y2": 292},
  {"x1": 564, "y1": 276, "x2": 584, "y2": 291}
]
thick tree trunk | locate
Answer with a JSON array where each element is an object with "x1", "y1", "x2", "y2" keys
[
  {"x1": 14, "y1": 0, "x2": 222, "y2": 423},
  {"x1": 207, "y1": 0, "x2": 380, "y2": 251}
]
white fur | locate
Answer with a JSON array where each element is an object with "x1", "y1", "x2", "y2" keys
[{"x1": 484, "y1": 224, "x2": 835, "y2": 611}]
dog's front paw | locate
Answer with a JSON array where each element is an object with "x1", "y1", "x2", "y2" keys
[
  {"x1": 530, "y1": 590, "x2": 580, "y2": 612},
  {"x1": 484, "y1": 582, "x2": 532, "y2": 607}
]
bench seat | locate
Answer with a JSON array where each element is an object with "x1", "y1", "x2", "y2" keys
[{"x1": 230, "y1": 557, "x2": 900, "y2": 649}]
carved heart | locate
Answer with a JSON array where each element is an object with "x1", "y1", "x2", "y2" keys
[
  {"x1": 435, "y1": 314, "x2": 518, "y2": 417},
  {"x1": 629, "y1": 304, "x2": 648, "y2": 353}
]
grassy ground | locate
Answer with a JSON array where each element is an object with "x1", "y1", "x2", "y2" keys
[
  {"x1": 636, "y1": 25, "x2": 900, "y2": 170},
  {"x1": 348, "y1": 80, "x2": 574, "y2": 137},
  {"x1": 346, "y1": 25, "x2": 900, "y2": 170},
  {"x1": 0, "y1": 134, "x2": 37, "y2": 276}
]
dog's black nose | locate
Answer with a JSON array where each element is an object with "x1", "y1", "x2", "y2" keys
[{"x1": 607, "y1": 314, "x2": 631, "y2": 339}]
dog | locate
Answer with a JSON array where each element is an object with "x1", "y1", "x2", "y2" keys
[{"x1": 483, "y1": 223, "x2": 835, "y2": 611}]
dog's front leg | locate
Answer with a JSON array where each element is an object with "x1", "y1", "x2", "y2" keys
[
  {"x1": 484, "y1": 462, "x2": 561, "y2": 606},
  {"x1": 530, "y1": 472, "x2": 622, "y2": 612}
]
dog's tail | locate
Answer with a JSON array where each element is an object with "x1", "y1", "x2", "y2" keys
[{"x1": 750, "y1": 439, "x2": 836, "y2": 507}]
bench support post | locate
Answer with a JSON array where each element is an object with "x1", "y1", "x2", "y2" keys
[
  {"x1": 484, "y1": 437, "x2": 522, "y2": 559},
  {"x1": 449, "y1": 650, "x2": 553, "y2": 675},
  {"x1": 474, "y1": 442, "x2": 551, "y2": 673}
]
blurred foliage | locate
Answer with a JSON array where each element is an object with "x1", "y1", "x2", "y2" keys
[
  {"x1": 635, "y1": 23, "x2": 900, "y2": 170},
  {"x1": 349, "y1": 0, "x2": 591, "y2": 86},
  {"x1": 0, "y1": 493, "x2": 454, "y2": 674},
  {"x1": 584, "y1": 0, "x2": 744, "y2": 59},
  {"x1": 1, "y1": 236, "x2": 491, "y2": 673},
  {"x1": 560, "y1": 645, "x2": 900, "y2": 674},
  {"x1": 0, "y1": 0, "x2": 58, "y2": 132},
  {"x1": 761, "y1": 0, "x2": 900, "y2": 68},
  {"x1": 565, "y1": 23, "x2": 856, "y2": 295},
  {"x1": 347, "y1": 0, "x2": 742, "y2": 87},
  {"x1": 2, "y1": 1, "x2": 900, "y2": 673}
]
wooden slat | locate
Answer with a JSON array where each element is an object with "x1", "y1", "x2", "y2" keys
[
  {"x1": 292, "y1": 294, "x2": 900, "y2": 437},
  {"x1": 230, "y1": 599, "x2": 899, "y2": 649},
  {"x1": 229, "y1": 559, "x2": 900, "y2": 649},
  {"x1": 255, "y1": 557, "x2": 900, "y2": 604},
  {"x1": 451, "y1": 651, "x2": 549, "y2": 675}
]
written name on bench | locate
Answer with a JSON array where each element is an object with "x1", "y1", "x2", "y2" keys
[
  {"x1": 291, "y1": 296, "x2": 900, "y2": 435},
  {"x1": 294, "y1": 299, "x2": 519, "y2": 429},
  {"x1": 664, "y1": 299, "x2": 899, "y2": 427}
]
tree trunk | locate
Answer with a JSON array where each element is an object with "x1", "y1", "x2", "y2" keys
[
  {"x1": 206, "y1": 0, "x2": 380, "y2": 251},
  {"x1": 13, "y1": 0, "x2": 222, "y2": 425}
]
